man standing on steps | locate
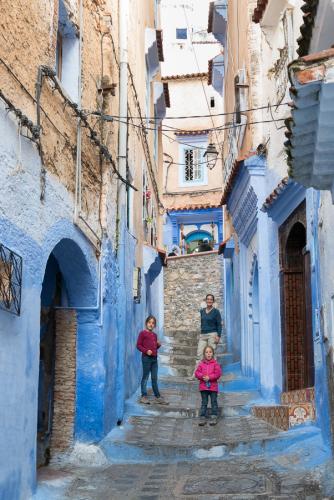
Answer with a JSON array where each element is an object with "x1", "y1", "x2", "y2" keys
[{"x1": 188, "y1": 293, "x2": 222, "y2": 381}]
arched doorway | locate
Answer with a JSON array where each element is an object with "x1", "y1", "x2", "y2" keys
[
  {"x1": 185, "y1": 230, "x2": 213, "y2": 252},
  {"x1": 279, "y1": 204, "x2": 314, "y2": 392},
  {"x1": 37, "y1": 238, "x2": 96, "y2": 467}
]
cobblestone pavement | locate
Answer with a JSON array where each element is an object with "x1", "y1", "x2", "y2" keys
[
  {"x1": 36, "y1": 332, "x2": 333, "y2": 499},
  {"x1": 38, "y1": 456, "x2": 327, "y2": 499}
]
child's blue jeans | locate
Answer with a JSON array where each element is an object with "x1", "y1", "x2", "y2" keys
[
  {"x1": 141, "y1": 354, "x2": 160, "y2": 398},
  {"x1": 200, "y1": 390, "x2": 218, "y2": 417}
]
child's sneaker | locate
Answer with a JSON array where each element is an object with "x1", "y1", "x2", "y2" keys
[
  {"x1": 209, "y1": 415, "x2": 218, "y2": 426},
  {"x1": 198, "y1": 417, "x2": 207, "y2": 426},
  {"x1": 155, "y1": 396, "x2": 169, "y2": 405},
  {"x1": 139, "y1": 396, "x2": 150, "y2": 404}
]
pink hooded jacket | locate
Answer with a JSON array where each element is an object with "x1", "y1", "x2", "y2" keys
[{"x1": 195, "y1": 358, "x2": 222, "y2": 392}]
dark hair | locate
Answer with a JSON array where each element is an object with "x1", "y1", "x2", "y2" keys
[
  {"x1": 206, "y1": 293, "x2": 215, "y2": 301},
  {"x1": 145, "y1": 315, "x2": 157, "y2": 327},
  {"x1": 203, "y1": 345, "x2": 215, "y2": 358}
]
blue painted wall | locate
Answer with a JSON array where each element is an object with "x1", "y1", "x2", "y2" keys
[
  {"x1": 0, "y1": 103, "x2": 163, "y2": 498},
  {"x1": 306, "y1": 189, "x2": 331, "y2": 447}
]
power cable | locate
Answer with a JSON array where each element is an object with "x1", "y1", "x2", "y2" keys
[
  {"x1": 111, "y1": 115, "x2": 286, "y2": 137},
  {"x1": 86, "y1": 101, "x2": 291, "y2": 121}
]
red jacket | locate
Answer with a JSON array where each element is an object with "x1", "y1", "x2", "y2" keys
[
  {"x1": 136, "y1": 329, "x2": 160, "y2": 357},
  {"x1": 195, "y1": 359, "x2": 222, "y2": 392}
]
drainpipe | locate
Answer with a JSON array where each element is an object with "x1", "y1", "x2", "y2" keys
[
  {"x1": 69, "y1": 0, "x2": 103, "y2": 325},
  {"x1": 115, "y1": 0, "x2": 129, "y2": 423},
  {"x1": 74, "y1": 0, "x2": 83, "y2": 222},
  {"x1": 118, "y1": 0, "x2": 128, "y2": 210}
]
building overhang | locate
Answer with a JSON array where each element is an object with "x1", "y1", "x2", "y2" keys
[
  {"x1": 153, "y1": 82, "x2": 166, "y2": 123},
  {"x1": 252, "y1": 0, "x2": 287, "y2": 26},
  {"x1": 252, "y1": 1, "x2": 319, "y2": 56},
  {"x1": 286, "y1": 48, "x2": 334, "y2": 200},
  {"x1": 145, "y1": 28, "x2": 161, "y2": 77},
  {"x1": 168, "y1": 206, "x2": 223, "y2": 225},
  {"x1": 208, "y1": 54, "x2": 224, "y2": 95},
  {"x1": 261, "y1": 178, "x2": 306, "y2": 225},
  {"x1": 208, "y1": 1, "x2": 227, "y2": 46},
  {"x1": 163, "y1": 82, "x2": 170, "y2": 108},
  {"x1": 223, "y1": 154, "x2": 266, "y2": 246}
]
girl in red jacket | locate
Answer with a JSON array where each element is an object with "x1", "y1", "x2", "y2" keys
[
  {"x1": 195, "y1": 345, "x2": 222, "y2": 426},
  {"x1": 136, "y1": 315, "x2": 168, "y2": 405}
]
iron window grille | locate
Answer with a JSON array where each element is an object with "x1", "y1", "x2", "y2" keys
[
  {"x1": 184, "y1": 148, "x2": 202, "y2": 181},
  {"x1": 0, "y1": 243, "x2": 22, "y2": 316}
]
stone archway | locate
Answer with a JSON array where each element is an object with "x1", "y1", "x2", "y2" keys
[{"x1": 37, "y1": 238, "x2": 96, "y2": 467}]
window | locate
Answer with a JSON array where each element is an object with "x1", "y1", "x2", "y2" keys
[
  {"x1": 234, "y1": 75, "x2": 241, "y2": 124},
  {"x1": 0, "y1": 243, "x2": 22, "y2": 316},
  {"x1": 133, "y1": 267, "x2": 142, "y2": 303},
  {"x1": 56, "y1": 32, "x2": 63, "y2": 80},
  {"x1": 178, "y1": 136, "x2": 208, "y2": 186},
  {"x1": 56, "y1": 0, "x2": 80, "y2": 102},
  {"x1": 210, "y1": 97, "x2": 215, "y2": 108},
  {"x1": 176, "y1": 28, "x2": 187, "y2": 39},
  {"x1": 184, "y1": 147, "x2": 202, "y2": 182}
]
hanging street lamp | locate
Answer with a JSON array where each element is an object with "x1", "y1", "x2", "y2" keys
[{"x1": 204, "y1": 142, "x2": 219, "y2": 170}]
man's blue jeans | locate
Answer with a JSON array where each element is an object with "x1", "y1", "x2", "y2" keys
[
  {"x1": 141, "y1": 354, "x2": 160, "y2": 398},
  {"x1": 200, "y1": 390, "x2": 218, "y2": 417}
]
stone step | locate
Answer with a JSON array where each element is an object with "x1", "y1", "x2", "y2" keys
[
  {"x1": 158, "y1": 372, "x2": 238, "y2": 389},
  {"x1": 164, "y1": 330, "x2": 227, "y2": 342},
  {"x1": 160, "y1": 343, "x2": 227, "y2": 357},
  {"x1": 101, "y1": 414, "x2": 320, "y2": 464},
  {"x1": 131, "y1": 387, "x2": 259, "y2": 419},
  {"x1": 163, "y1": 352, "x2": 232, "y2": 367}
]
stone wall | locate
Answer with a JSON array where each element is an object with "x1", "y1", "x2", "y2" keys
[
  {"x1": 51, "y1": 309, "x2": 77, "y2": 454},
  {"x1": 164, "y1": 251, "x2": 224, "y2": 337}
]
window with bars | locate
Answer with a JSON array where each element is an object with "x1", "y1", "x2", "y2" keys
[
  {"x1": 0, "y1": 243, "x2": 22, "y2": 316},
  {"x1": 184, "y1": 147, "x2": 202, "y2": 182}
]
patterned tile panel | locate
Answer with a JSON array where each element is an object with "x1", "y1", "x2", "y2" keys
[
  {"x1": 252, "y1": 405, "x2": 290, "y2": 431},
  {"x1": 289, "y1": 402, "x2": 315, "y2": 427},
  {"x1": 281, "y1": 387, "x2": 315, "y2": 405}
]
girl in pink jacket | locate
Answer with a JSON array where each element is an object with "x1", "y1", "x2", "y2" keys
[{"x1": 195, "y1": 346, "x2": 222, "y2": 426}]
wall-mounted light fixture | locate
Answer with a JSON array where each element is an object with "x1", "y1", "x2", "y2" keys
[{"x1": 204, "y1": 142, "x2": 219, "y2": 170}]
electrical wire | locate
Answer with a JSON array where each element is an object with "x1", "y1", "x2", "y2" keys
[
  {"x1": 111, "y1": 114, "x2": 287, "y2": 136},
  {"x1": 86, "y1": 101, "x2": 291, "y2": 121},
  {"x1": 0, "y1": 57, "x2": 72, "y2": 142}
]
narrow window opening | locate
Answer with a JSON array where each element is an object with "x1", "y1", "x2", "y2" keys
[
  {"x1": 234, "y1": 75, "x2": 241, "y2": 124},
  {"x1": 210, "y1": 97, "x2": 215, "y2": 108},
  {"x1": 56, "y1": 32, "x2": 63, "y2": 80}
]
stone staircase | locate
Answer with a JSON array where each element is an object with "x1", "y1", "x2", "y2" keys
[
  {"x1": 36, "y1": 323, "x2": 327, "y2": 499},
  {"x1": 101, "y1": 327, "x2": 320, "y2": 466},
  {"x1": 160, "y1": 329, "x2": 229, "y2": 378}
]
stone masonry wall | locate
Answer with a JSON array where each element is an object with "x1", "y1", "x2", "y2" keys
[
  {"x1": 51, "y1": 309, "x2": 77, "y2": 454},
  {"x1": 164, "y1": 251, "x2": 225, "y2": 338}
]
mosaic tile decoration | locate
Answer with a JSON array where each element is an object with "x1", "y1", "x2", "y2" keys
[
  {"x1": 281, "y1": 387, "x2": 315, "y2": 405},
  {"x1": 252, "y1": 405, "x2": 289, "y2": 431},
  {"x1": 289, "y1": 402, "x2": 315, "y2": 427}
]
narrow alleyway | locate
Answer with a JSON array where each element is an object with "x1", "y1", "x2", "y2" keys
[
  {"x1": 35, "y1": 327, "x2": 330, "y2": 499},
  {"x1": 35, "y1": 254, "x2": 332, "y2": 500}
]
